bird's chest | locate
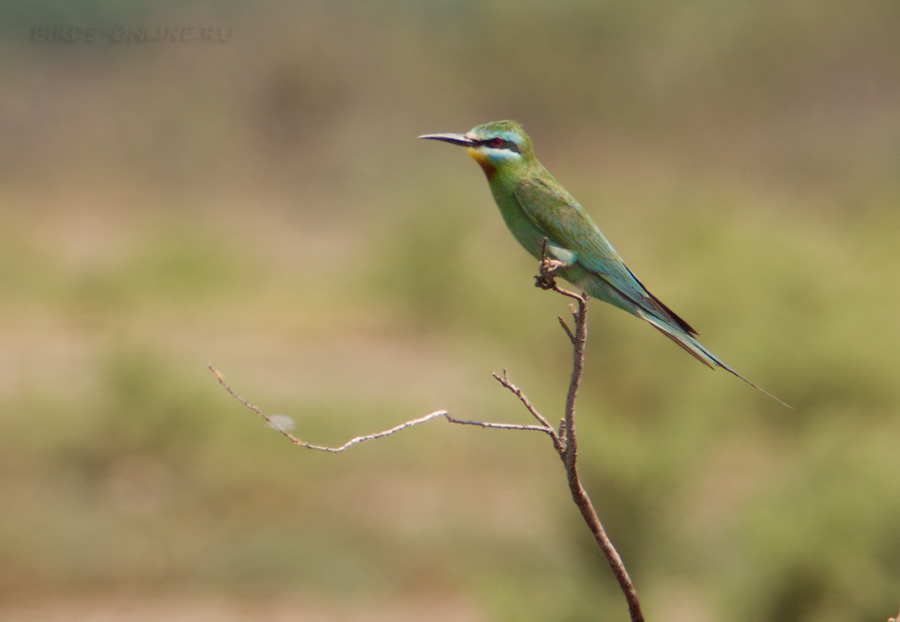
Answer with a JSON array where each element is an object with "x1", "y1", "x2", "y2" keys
[{"x1": 491, "y1": 187, "x2": 552, "y2": 260}]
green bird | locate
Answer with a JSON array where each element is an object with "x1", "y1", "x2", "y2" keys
[{"x1": 420, "y1": 120, "x2": 785, "y2": 405}]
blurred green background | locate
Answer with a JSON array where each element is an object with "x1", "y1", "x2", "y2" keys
[{"x1": 2, "y1": 1, "x2": 899, "y2": 620}]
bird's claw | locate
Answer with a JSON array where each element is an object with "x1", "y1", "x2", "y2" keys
[
  {"x1": 536, "y1": 257, "x2": 566, "y2": 290},
  {"x1": 542, "y1": 258, "x2": 566, "y2": 273},
  {"x1": 535, "y1": 273, "x2": 557, "y2": 290}
]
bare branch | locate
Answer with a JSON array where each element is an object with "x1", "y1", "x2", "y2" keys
[
  {"x1": 210, "y1": 364, "x2": 451, "y2": 452},
  {"x1": 445, "y1": 415, "x2": 559, "y2": 439},
  {"x1": 303, "y1": 411, "x2": 452, "y2": 453},
  {"x1": 562, "y1": 295, "x2": 587, "y2": 472},
  {"x1": 491, "y1": 369, "x2": 563, "y2": 453},
  {"x1": 526, "y1": 259, "x2": 645, "y2": 622},
  {"x1": 211, "y1": 242, "x2": 645, "y2": 622},
  {"x1": 210, "y1": 365, "x2": 558, "y2": 451},
  {"x1": 491, "y1": 369, "x2": 556, "y2": 431},
  {"x1": 557, "y1": 316, "x2": 576, "y2": 345}
]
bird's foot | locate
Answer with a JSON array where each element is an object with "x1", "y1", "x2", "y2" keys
[
  {"x1": 535, "y1": 273, "x2": 557, "y2": 290},
  {"x1": 536, "y1": 257, "x2": 566, "y2": 289},
  {"x1": 542, "y1": 258, "x2": 566, "y2": 273}
]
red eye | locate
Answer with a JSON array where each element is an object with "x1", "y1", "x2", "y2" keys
[{"x1": 488, "y1": 137, "x2": 504, "y2": 148}]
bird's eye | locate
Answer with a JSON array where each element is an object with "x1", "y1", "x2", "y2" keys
[{"x1": 487, "y1": 137, "x2": 505, "y2": 148}]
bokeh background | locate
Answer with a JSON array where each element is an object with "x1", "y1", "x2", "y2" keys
[{"x1": 2, "y1": 1, "x2": 899, "y2": 621}]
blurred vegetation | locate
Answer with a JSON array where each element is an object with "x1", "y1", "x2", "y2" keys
[{"x1": 1, "y1": 1, "x2": 899, "y2": 621}]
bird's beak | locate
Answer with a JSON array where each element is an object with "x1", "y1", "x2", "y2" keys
[{"x1": 418, "y1": 132, "x2": 475, "y2": 147}]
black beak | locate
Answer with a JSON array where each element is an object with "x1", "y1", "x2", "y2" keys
[{"x1": 418, "y1": 132, "x2": 475, "y2": 147}]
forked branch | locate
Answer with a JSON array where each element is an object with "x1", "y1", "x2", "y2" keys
[{"x1": 210, "y1": 239, "x2": 644, "y2": 621}]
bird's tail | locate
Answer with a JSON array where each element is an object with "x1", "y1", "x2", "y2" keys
[{"x1": 637, "y1": 310, "x2": 790, "y2": 408}]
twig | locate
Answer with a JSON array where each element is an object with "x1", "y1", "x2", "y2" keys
[
  {"x1": 557, "y1": 316, "x2": 577, "y2": 345},
  {"x1": 210, "y1": 364, "x2": 447, "y2": 452},
  {"x1": 444, "y1": 415, "x2": 558, "y2": 438},
  {"x1": 209, "y1": 365, "x2": 557, "y2": 452},
  {"x1": 210, "y1": 239, "x2": 645, "y2": 621},
  {"x1": 492, "y1": 369, "x2": 563, "y2": 454}
]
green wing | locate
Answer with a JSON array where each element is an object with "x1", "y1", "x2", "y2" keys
[{"x1": 513, "y1": 177, "x2": 697, "y2": 335}]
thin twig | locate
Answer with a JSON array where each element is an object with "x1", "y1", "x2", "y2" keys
[
  {"x1": 211, "y1": 240, "x2": 645, "y2": 621},
  {"x1": 491, "y1": 369, "x2": 563, "y2": 453},
  {"x1": 445, "y1": 415, "x2": 559, "y2": 439},
  {"x1": 210, "y1": 365, "x2": 557, "y2": 451},
  {"x1": 210, "y1": 364, "x2": 451, "y2": 452},
  {"x1": 557, "y1": 316, "x2": 577, "y2": 345}
]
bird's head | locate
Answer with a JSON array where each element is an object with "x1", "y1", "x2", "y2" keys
[{"x1": 419, "y1": 120, "x2": 533, "y2": 178}]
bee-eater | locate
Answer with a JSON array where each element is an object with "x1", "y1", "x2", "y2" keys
[{"x1": 420, "y1": 120, "x2": 785, "y2": 405}]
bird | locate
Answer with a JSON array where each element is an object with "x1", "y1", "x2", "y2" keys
[{"x1": 419, "y1": 120, "x2": 786, "y2": 406}]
